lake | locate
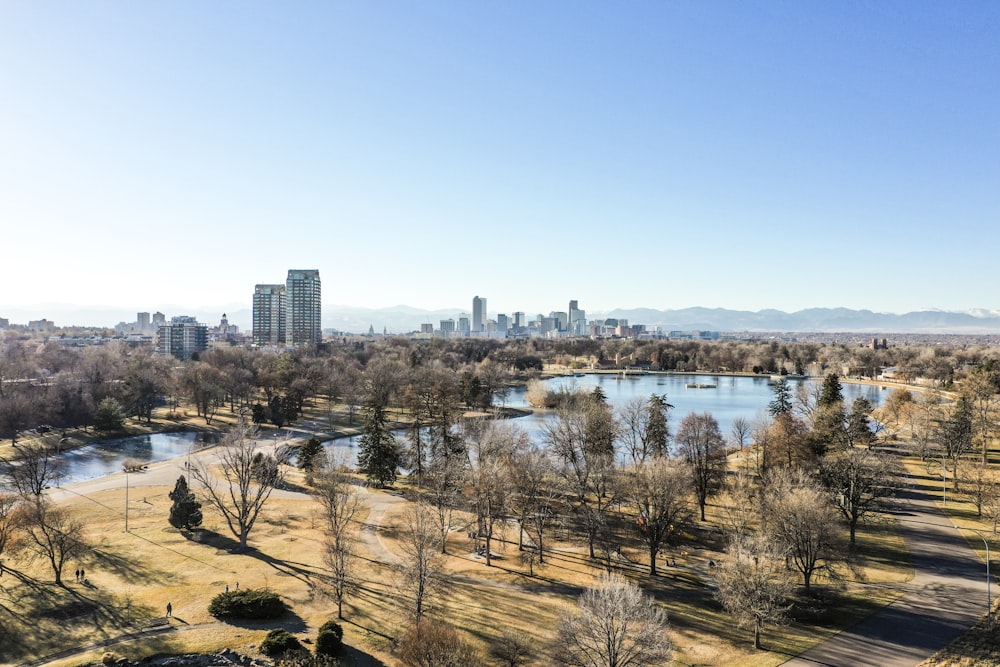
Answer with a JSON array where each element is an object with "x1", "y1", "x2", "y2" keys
[
  {"x1": 57, "y1": 431, "x2": 218, "y2": 484},
  {"x1": 329, "y1": 373, "x2": 887, "y2": 462}
]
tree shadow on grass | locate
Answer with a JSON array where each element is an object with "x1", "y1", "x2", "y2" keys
[
  {"x1": 213, "y1": 608, "x2": 307, "y2": 633},
  {"x1": 185, "y1": 528, "x2": 247, "y2": 554},
  {"x1": 89, "y1": 542, "x2": 173, "y2": 586},
  {"x1": 340, "y1": 643, "x2": 388, "y2": 667}
]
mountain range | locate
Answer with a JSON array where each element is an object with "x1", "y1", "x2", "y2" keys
[{"x1": 7, "y1": 304, "x2": 1000, "y2": 335}]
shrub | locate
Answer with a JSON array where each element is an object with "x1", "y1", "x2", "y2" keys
[
  {"x1": 208, "y1": 589, "x2": 287, "y2": 620},
  {"x1": 315, "y1": 619, "x2": 344, "y2": 657},
  {"x1": 396, "y1": 620, "x2": 481, "y2": 667},
  {"x1": 260, "y1": 629, "x2": 304, "y2": 657}
]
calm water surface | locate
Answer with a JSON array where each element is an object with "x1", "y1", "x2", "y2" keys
[
  {"x1": 58, "y1": 432, "x2": 217, "y2": 484},
  {"x1": 328, "y1": 373, "x2": 886, "y2": 463},
  {"x1": 56, "y1": 375, "x2": 887, "y2": 481}
]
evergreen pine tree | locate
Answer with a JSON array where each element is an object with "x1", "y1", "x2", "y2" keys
[
  {"x1": 358, "y1": 403, "x2": 400, "y2": 488},
  {"x1": 645, "y1": 393, "x2": 672, "y2": 457},
  {"x1": 819, "y1": 373, "x2": 844, "y2": 408},
  {"x1": 297, "y1": 437, "x2": 324, "y2": 471},
  {"x1": 168, "y1": 475, "x2": 203, "y2": 530},
  {"x1": 768, "y1": 378, "x2": 793, "y2": 417}
]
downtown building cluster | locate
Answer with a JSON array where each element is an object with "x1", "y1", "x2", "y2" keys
[
  {"x1": 252, "y1": 270, "x2": 322, "y2": 348},
  {"x1": 423, "y1": 297, "x2": 648, "y2": 339}
]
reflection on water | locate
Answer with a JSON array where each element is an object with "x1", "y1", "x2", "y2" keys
[
  {"x1": 59, "y1": 432, "x2": 218, "y2": 484},
  {"x1": 326, "y1": 373, "x2": 886, "y2": 466},
  {"x1": 506, "y1": 373, "x2": 884, "y2": 441},
  {"x1": 55, "y1": 375, "x2": 887, "y2": 480}
]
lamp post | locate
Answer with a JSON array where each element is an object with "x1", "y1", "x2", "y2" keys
[{"x1": 124, "y1": 467, "x2": 129, "y2": 532}]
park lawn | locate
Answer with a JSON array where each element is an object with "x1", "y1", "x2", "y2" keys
[{"x1": 0, "y1": 395, "x2": 917, "y2": 667}]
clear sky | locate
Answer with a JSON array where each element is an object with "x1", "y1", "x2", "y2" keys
[{"x1": 2, "y1": 1, "x2": 998, "y2": 321}]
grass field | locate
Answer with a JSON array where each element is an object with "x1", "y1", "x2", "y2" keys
[{"x1": 0, "y1": 403, "x2": 919, "y2": 667}]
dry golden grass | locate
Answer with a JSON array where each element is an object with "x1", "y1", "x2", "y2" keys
[{"x1": 0, "y1": 399, "x2": 919, "y2": 667}]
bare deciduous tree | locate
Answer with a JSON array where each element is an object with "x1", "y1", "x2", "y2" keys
[
  {"x1": 0, "y1": 493, "x2": 22, "y2": 575},
  {"x1": 467, "y1": 422, "x2": 519, "y2": 567},
  {"x1": 554, "y1": 573, "x2": 671, "y2": 667},
  {"x1": 489, "y1": 629, "x2": 534, "y2": 667},
  {"x1": 547, "y1": 410, "x2": 618, "y2": 559},
  {"x1": 763, "y1": 469, "x2": 840, "y2": 590},
  {"x1": 963, "y1": 463, "x2": 1000, "y2": 519},
  {"x1": 2, "y1": 441, "x2": 64, "y2": 498},
  {"x1": 820, "y1": 447, "x2": 900, "y2": 545},
  {"x1": 731, "y1": 416, "x2": 752, "y2": 451},
  {"x1": 314, "y1": 453, "x2": 363, "y2": 619},
  {"x1": 190, "y1": 420, "x2": 283, "y2": 550},
  {"x1": 21, "y1": 500, "x2": 87, "y2": 586},
  {"x1": 625, "y1": 457, "x2": 690, "y2": 576},
  {"x1": 425, "y1": 451, "x2": 464, "y2": 554},
  {"x1": 715, "y1": 532, "x2": 791, "y2": 650},
  {"x1": 509, "y1": 445, "x2": 559, "y2": 565},
  {"x1": 399, "y1": 501, "x2": 441, "y2": 623},
  {"x1": 675, "y1": 412, "x2": 727, "y2": 521},
  {"x1": 719, "y1": 471, "x2": 759, "y2": 543}
]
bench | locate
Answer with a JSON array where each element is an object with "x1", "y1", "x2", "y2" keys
[{"x1": 145, "y1": 616, "x2": 170, "y2": 629}]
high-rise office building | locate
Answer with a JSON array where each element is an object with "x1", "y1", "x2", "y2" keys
[
  {"x1": 285, "y1": 269, "x2": 322, "y2": 346},
  {"x1": 253, "y1": 284, "x2": 286, "y2": 346},
  {"x1": 569, "y1": 299, "x2": 585, "y2": 335},
  {"x1": 472, "y1": 296, "x2": 486, "y2": 333},
  {"x1": 137, "y1": 312, "x2": 151, "y2": 332},
  {"x1": 157, "y1": 316, "x2": 207, "y2": 360},
  {"x1": 513, "y1": 312, "x2": 526, "y2": 329},
  {"x1": 496, "y1": 313, "x2": 509, "y2": 332}
]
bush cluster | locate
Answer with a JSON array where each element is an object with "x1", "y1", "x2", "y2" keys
[
  {"x1": 315, "y1": 620, "x2": 344, "y2": 657},
  {"x1": 208, "y1": 589, "x2": 287, "y2": 620},
  {"x1": 260, "y1": 629, "x2": 303, "y2": 657}
]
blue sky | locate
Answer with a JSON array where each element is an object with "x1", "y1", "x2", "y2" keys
[{"x1": 2, "y1": 1, "x2": 998, "y2": 321}]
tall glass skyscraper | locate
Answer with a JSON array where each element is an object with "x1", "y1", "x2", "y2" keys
[
  {"x1": 286, "y1": 269, "x2": 322, "y2": 346},
  {"x1": 472, "y1": 295, "x2": 486, "y2": 333},
  {"x1": 252, "y1": 284, "x2": 286, "y2": 346}
]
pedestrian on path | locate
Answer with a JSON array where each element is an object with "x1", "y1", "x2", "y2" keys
[{"x1": 166, "y1": 602, "x2": 172, "y2": 617}]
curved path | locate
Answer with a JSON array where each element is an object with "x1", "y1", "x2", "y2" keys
[{"x1": 782, "y1": 476, "x2": 990, "y2": 667}]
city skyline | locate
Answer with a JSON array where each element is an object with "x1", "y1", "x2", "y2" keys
[{"x1": 2, "y1": 3, "x2": 998, "y2": 316}]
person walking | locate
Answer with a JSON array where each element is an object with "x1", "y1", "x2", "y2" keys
[{"x1": 166, "y1": 602, "x2": 172, "y2": 618}]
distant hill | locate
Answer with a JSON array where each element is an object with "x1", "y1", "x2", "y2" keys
[{"x1": 5, "y1": 303, "x2": 1000, "y2": 335}]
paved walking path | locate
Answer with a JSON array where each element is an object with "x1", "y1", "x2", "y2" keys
[{"x1": 782, "y1": 478, "x2": 990, "y2": 667}]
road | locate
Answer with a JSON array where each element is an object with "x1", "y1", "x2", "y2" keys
[{"x1": 781, "y1": 479, "x2": 990, "y2": 667}]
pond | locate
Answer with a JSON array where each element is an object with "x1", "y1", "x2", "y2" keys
[
  {"x1": 57, "y1": 431, "x2": 218, "y2": 484},
  {"x1": 503, "y1": 373, "x2": 886, "y2": 442},
  {"x1": 328, "y1": 373, "x2": 887, "y2": 464}
]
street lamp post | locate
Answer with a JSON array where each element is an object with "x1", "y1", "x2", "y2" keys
[{"x1": 124, "y1": 468, "x2": 129, "y2": 532}]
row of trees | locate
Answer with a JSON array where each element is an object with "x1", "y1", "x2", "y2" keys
[{"x1": 4, "y1": 328, "x2": 999, "y2": 445}]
